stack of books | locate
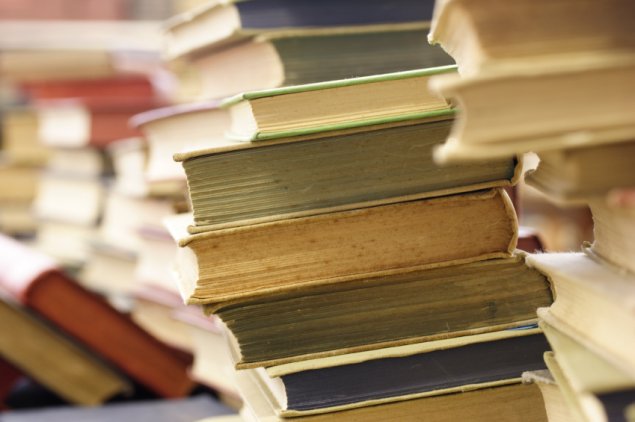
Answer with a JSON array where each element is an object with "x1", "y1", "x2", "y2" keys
[
  {"x1": 147, "y1": 2, "x2": 559, "y2": 420},
  {"x1": 0, "y1": 107, "x2": 45, "y2": 236},
  {"x1": 427, "y1": 0, "x2": 635, "y2": 420},
  {"x1": 0, "y1": 21, "x2": 164, "y2": 270}
]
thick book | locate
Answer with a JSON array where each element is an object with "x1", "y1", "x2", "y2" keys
[
  {"x1": 212, "y1": 255, "x2": 551, "y2": 368},
  {"x1": 526, "y1": 253, "x2": 635, "y2": 381},
  {"x1": 0, "y1": 296, "x2": 130, "y2": 405},
  {"x1": 1, "y1": 394, "x2": 236, "y2": 422},
  {"x1": 188, "y1": 24, "x2": 453, "y2": 99},
  {"x1": 539, "y1": 317, "x2": 635, "y2": 422},
  {"x1": 248, "y1": 329, "x2": 548, "y2": 416},
  {"x1": 238, "y1": 365, "x2": 548, "y2": 422},
  {"x1": 168, "y1": 188, "x2": 517, "y2": 306},
  {"x1": 0, "y1": 234, "x2": 194, "y2": 398},
  {"x1": 428, "y1": 0, "x2": 635, "y2": 76},
  {"x1": 165, "y1": 0, "x2": 436, "y2": 58},
  {"x1": 177, "y1": 118, "x2": 519, "y2": 232},
  {"x1": 429, "y1": 55, "x2": 635, "y2": 163},
  {"x1": 130, "y1": 101, "x2": 233, "y2": 184},
  {"x1": 215, "y1": 66, "x2": 455, "y2": 141},
  {"x1": 588, "y1": 200, "x2": 635, "y2": 275},
  {"x1": 525, "y1": 140, "x2": 635, "y2": 204}
]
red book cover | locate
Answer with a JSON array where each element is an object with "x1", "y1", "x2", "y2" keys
[
  {"x1": 21, "y1": 77, "x2": 156, "y2": 101},
  {"x1": 0, "y1": 234, "x2": 194, "y2": 398}
]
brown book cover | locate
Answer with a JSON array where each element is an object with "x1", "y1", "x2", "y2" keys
[{"x1": 0, "y1": 234, "x2": 195, "y2": 398}]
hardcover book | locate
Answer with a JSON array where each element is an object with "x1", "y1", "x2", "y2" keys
[
  {"x1": 168, "y1": 189, "x2": 517, "y2": 306},
  {"x1": 212, "y1": 255, "x2": 552, "y2": 368},
  {"x1": 0, "y1": 234, "x2": 194, "y2": 398},
  {"x1": 237, "y1": 368, "x2": 548, "y2": 421},
  {"x1": 0, "y1": 296, "x2": 130, "y2": 405},
  {"x1": 248, "y1": 329, "x2": 549, "y2": 416},
  {"x1": 525, "y1": 140, "x2": 635, "y2": 204},
  {"x1": 165, "y1": 0, "x2": 436, "y2": 58},
  {"x1": 526, "y1": 253, "x2": 635, "y2": 381},
  {"x1": 429, "y1": 56, "x2": 635, "y2": 162},
  {"x1": 216, "y1": 66, "x2": 455, "y2": 141},
  {"x1": 178, "y1": 117, "x2": 519, "y2": 232},
  {"x1": 428, "y1": 0, "x2": 635, "y2": 76},
  {"x1": 188, "y1": 24, "x2": 453, "y2": 99}
]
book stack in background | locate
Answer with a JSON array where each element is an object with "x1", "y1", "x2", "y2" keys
[
  {"x1": 0, "y1": 20, "x2": 165, "y2": 273},
  {"x1": 0, "y1": 107, "x2": 47, "y2": 237},
  {"x1": 148, "y1": 2, "x2": 561, "y2": 420},
  {"x1": 427, "y1": 0, "x2": 635, "y2": 420}
]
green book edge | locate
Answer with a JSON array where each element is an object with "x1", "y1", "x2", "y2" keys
[
  {"x1": 225, "y1": 108, "x2": 456, "y2": 142},
  {"x1": 220, "y1": 65, "x2": 458, "y2": 107}
]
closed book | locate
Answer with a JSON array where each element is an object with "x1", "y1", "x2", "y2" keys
[
  {"x1": 525, "y1": 140, "x2": 635, "y2": 204},
  {"x1": 1, "y1": 108, "x2": 50, "y2": 166},
  {"x1": 165, "y1": 0, "x2": 436, "y2": 58},
  {"x1": 217, "y1": 66, "x2": 454, "y2": 142},
  {"x1": 539, "y1": 317, "x2": 635, "y2": 422},
  {"x1": 238, "y1": 367, "x2": 548, "y2": 422},
  {"x1": 168, "y1": 188, "x2": 517, "y2": 306},
  {"x1": 213, "y1": 254, "x2": 551, "y2": 368},
  {"x1": 526, "y1": 253, "x2": 635, "y2": 381},
  {"x1": 0, "y1": 234, "x2": 194, "y2": 398},
  {"x1": 188, "y1": 24, "x2": 453, "y2": 99},
  {"x1": 428, "y1": 0, "x2": 635, "y2": 76},
  {"x1": 178, "y1": 117, "x2": 519, "y2": 232},
  {"x1": 588, "y1": 201, "x2": 635, "y2": 275},
  {"x1": 130, "y1": 101, "x2": 233, "y2": 184},
  {"x1": 0, "y1": 296, "x2": 130, "y2": 405},
  {"x1": 430, "y1": 55, "x2": 635, "y2": 162}
]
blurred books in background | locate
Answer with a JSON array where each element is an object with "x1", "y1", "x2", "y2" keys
[{"x1": 1, "y1": 0, "x2": 629, "y2": 421}]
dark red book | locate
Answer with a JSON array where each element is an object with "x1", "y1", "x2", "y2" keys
[
  {"x1": 0, "y1": 234, "x2": 194, "y2": 398},
  {"x1": 22, "y1": 77, "x2": 156, "y2": 101}
]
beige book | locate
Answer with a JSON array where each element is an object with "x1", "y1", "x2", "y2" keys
[
  {"x1": 428, "y1": 0, "x2": 635, "y2": 76},
  {"x1": 522, "y1": 370, "x2": 574, "y2": 422},
  {"x1": 525, "y1": 140, "x2": 635, "y2": 204},
  {"x1": 588, "y1": 200, "x2": 635, "y2": 275},
  {"x1": 526, "y1": 253, "x2": 635, "y2": 379},
  {"x1": 543, "y1": 352, "x2": 590, "y2": 422},
  {"x1": 168, "y1": 188, "x2": 517, "y2": 306},
  {"x1": 34, "y1": 173, "x2": 104, "y2": 226},
  {"x1": 0, "y1": 165, "x2": 39, "y2": 203},
  {"x1": 430, "y1": 55, "x2": 635, "y2": 163},
  {"x1": 130, "y1": 101, "x2": 233, "y2": 184},
  {"x1": 79, "y1": 243, "x2": 137, "y2": 297},
  {"x1": 218, "y1": 66, "x2": 454, "y2": 142},
  {"x1": 540, "y1": 315, "x2": 635, "y2": 422},
  {"x1": 1, "y1": 108, "x2": 49, "y2": 166},
  {"x1": 0, "y1": 297, "x2": 130, "y2": 405}
]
